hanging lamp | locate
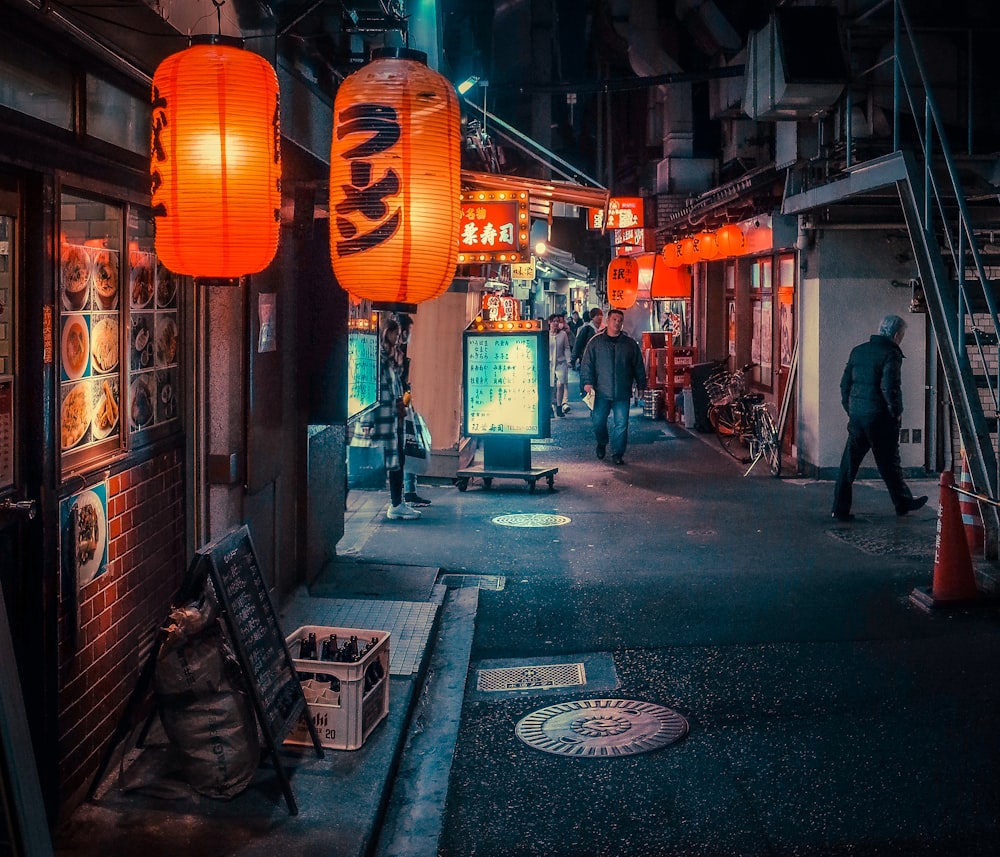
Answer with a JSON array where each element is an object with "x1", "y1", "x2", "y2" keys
[
  {"x1": 329, "y1": 47, "x2": 461, "y2": 307},
  {"x1": 694, "y1": 230, "x2": 719, "y2": 260},
  {"x1": 151, "y1": 35, "x2": 281, "y2": 278},
  {"x1": 715, "y1": 224, "x2": 746, "y2": 257}
]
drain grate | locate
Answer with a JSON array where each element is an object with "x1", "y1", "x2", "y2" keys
[
  {"x1": 516, "y1": 698, "x2": 689, "y2": 757},
  {"x1": 439, "y1": 573, "x2": 506, "y2": 591},
  {"x1": 477, "y1": 662, "x2": 586, "y2": 693}
]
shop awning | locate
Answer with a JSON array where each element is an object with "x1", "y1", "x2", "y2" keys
[{"x1": 461, "y1": 170, "x2": 610, "y2": 220}]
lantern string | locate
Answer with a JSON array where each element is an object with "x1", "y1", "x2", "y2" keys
[{"x1": 213, "y1": 0, "x2": 225, "y2": 35}]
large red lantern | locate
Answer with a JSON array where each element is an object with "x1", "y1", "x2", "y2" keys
[
  {"x1": 607, "y1": 256, "x2": 639, "y2": 309},
  {"x1": 715, "y1": 224, "x2": 746, "y2": 257},
  {"x1": 650, "y1": 257, "x2": 691, "y2": 299},
  {"x1": 151, "y1": 36, "x2": 280, "y2": 278},
  {"x1": 330, "y1": 48, "x2": 461, "y2": 305}
]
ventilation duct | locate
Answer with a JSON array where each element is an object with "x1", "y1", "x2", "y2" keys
[{"x1": 744, "y1": 7, "x2": 847, "y2": 121}]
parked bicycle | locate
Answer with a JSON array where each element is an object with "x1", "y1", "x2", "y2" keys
[{"x1": 705, "y1": 362, "x2": 782, "y2": 477}]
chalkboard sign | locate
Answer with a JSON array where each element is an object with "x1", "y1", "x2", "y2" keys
[
  {"x1": 89, "y1": 525, "x2": 321, "y2": 815},
  {"x1": 196, "y1": 527, "x2": 303, "y2": 742},
  {"x1": 194, "y1": 525, "x2": 323, "y2": 813}
]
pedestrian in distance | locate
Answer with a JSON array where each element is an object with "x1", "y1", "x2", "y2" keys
[
  {"x1": 831, "y1": 313, "x2": 928, "y2": 521},
  {"x1": 548, "y1": 313, "x2": 572, "y2": 417},
  {"x1": 567, "y1": 310, "x2": 583, "y2": 342},
  {"x1": 580, "y1": 308, "x2": 646, "y2": 465},
  {"x1": 572, "y1": 306, "x2": 604, "y2": 394}
]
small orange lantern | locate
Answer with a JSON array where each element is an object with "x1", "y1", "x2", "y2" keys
[
  {"x1": 151, "y1": 36, "x2": 281, "y2": 278},
  {"x1": 715, "y1": 224, "x2": 746, "y2": 257},
  {"x1": 330, "y1": 48, "x2": 461, "y2": 306},
  {"x1": 661, "y1": 240, "x2": 685, "y2": 267},
  {"x1": 693, "y1": 230, "x2": 718, "y2": 260},
  {"x1": 650, "y1": 257, "x2": 691, "y2": 299},
  {"x1": 607, "y1": 256, "x2": 639, "y2": 309}
]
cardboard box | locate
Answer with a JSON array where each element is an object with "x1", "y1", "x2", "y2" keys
[{"x1": 283, "y1": 625, "x2": 390, "y2": 750}]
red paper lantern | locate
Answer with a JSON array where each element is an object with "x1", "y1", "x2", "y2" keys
[
  {"x1": 678, "y1": 237, "x2": 698, "y2": 265},
  {"x1": 607, "y1": 256, "x2": 639, "y2": 309},
  {"x1": 650, "y1": 257, "x2": 691, "y2": 299},
  {"x1": 715, "y1": 224, "x2": 746, "y2": 257},
  {"x1": 661, "y1": 240, "x2": 685, "y2": 267},
  {"x1": 330, "y1": 48, "x2": 461, "y2": 305},
  {"x1": 693, "y1": 230, "x2": 718, "y2": 260},
  {"x1": 151, "y1": 36, "x2": 280, "y2": 278}
]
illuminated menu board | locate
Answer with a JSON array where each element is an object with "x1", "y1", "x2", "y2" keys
[
  {"x1": 463, "y1": 329, "x2": 550, "y2": 437},
  {"x1": 348, "y1": 331, "x2": 379, "y2": 419}
]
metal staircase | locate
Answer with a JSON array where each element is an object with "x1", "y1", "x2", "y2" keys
[{"x1": 785, "y1": 0, "x2": 1000, "y2": 555}]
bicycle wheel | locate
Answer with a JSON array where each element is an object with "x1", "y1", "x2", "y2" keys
[
  {"x1": 756, "y1": 407, "x2": 782, "y2": 477},
  {"x1": 713, "y1": 404, "x2": 750, "y2": 461}
]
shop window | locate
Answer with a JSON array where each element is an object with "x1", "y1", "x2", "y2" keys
[
  {"x1": 750, "y1": 258, "x2": 773, "y2": 388},
  {"x1": 85, "y1": 74, "x2": 149, "y2": 156},
  {"x1": 58, "y1": 192, "x2": 181, "y2": 480},
  {"x1": 0, "y1": 34, "x2": 73, "y2": 130}
]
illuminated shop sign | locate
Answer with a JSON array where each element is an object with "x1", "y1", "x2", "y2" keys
[
  {"x1": 587, "y1": 197, "x2": 644, "y2": 230},
  {"x1": 458, "y1": 191, "x2": 529, "y2": 263}
]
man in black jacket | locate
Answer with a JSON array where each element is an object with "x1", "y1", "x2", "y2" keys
[
  {"x1": 831, "y1": 313, "x2": 927, "y2": 521},
  {"x1": 580, "y1": 308, "x2": 646, "y2": 465}
]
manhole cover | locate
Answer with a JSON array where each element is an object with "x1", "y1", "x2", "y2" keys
[
  {"x1": 478, "y1": 662, "x2": 585, "y2": 692},
  {"x1": 515, "y1": 699, "x2": 688, "y2": 757},
  {"x1": 492, "y1": 513, "x2": 571, "y2": 528}
]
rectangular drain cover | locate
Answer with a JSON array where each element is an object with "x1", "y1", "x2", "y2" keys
[{"x1": 477, "y1": 662, "x2": 586, "y2": 693}]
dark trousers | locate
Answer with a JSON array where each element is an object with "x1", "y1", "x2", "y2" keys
[
  {"x1": 389, "y1": 424, "x2": 406, "y2": 506},
  {"x1": 832, "y1": 413, "x2": 914, "y2": 515},
  {"x1": 591, "y1": 397, "x2": 631, "y2": 458}
]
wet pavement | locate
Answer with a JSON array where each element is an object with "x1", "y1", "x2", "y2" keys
[{"x1": 53, "y1": 397, "x2": 1000, "y2": 856}]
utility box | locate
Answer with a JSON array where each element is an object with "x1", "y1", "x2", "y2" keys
[{"x1": 283, "y1": 625, "x2": 390, "y2": 751}]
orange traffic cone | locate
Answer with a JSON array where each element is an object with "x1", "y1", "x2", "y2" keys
[
  {"x1": 910, "y1": 471, "x2": 980, "y2": 610},
  {"x1": 958, "y1": 450, "x2": 985, "y2": 555}
]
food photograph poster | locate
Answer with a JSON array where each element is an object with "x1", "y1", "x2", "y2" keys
[{"x1": 60, "y1": 482, "x2": 109, "y2": 593}]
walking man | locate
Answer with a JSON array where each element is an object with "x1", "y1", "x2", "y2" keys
[
  {"x1": 831, "y1": 313, "x2": 928, "y2": 521},
  {"x1": 580, "y1": 308, "x2": 646, "y2": 465}
]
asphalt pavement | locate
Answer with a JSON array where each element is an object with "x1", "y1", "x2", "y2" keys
[{"x1": 53, "y1": 393, "x2": 1000, "y2": 856}]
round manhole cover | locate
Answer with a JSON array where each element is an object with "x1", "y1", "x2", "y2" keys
[
  {"x1": 492, "y1": 513, "x2": 571, "y2": 528},
  {"x1": 515, "y1": 698, "x2": 688, "y2": 757}
]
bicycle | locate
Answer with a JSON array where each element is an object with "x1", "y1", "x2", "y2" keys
[{"x1": 706, "y1": 363, "x2": 782, "y2": 477}]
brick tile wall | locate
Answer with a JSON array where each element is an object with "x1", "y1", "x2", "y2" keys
[{"x1": 57, "y1": 447, "x2": 185, "y2": 809}]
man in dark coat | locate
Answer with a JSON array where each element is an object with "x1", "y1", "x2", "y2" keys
[
  {"x1": 580, "y1": 308, "x2": 646, "y2": 465},
  {"x1": 831, "y1": 313, "x2": 927, "y2": 521}
]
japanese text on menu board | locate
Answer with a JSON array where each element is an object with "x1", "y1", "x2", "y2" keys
[{"x1": 466, "y1": 334, "x2": 540, "y2": 435}]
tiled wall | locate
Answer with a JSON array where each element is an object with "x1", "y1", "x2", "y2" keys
[{"x1": 57, "y1": 448, "x2": 186, "y2": 809}]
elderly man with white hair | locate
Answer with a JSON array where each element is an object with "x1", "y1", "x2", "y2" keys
[{"x1": 831, "y1": 313, "x2": 928, "y2": 521}]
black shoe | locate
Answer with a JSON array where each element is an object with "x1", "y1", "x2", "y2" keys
[
  {"x1": 896, "y1": 495, "x2": 928, "y2": 516},
  {"x1": 831, "y1": 512, "x2": 855, "y2": 522},
  {"x1": 404, "y1": 493, "x2": 431, "y2": 507},
  {"x1": 596, "y1": 444, "x2": 606, "y2": 460},
  {"x1": 612, "y1": 455, "x2": 625, "y2": 466}
]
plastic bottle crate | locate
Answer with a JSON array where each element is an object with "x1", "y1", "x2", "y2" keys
[{"x1": 283, "y1": 625, "x2": 390, "y2": 751}]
